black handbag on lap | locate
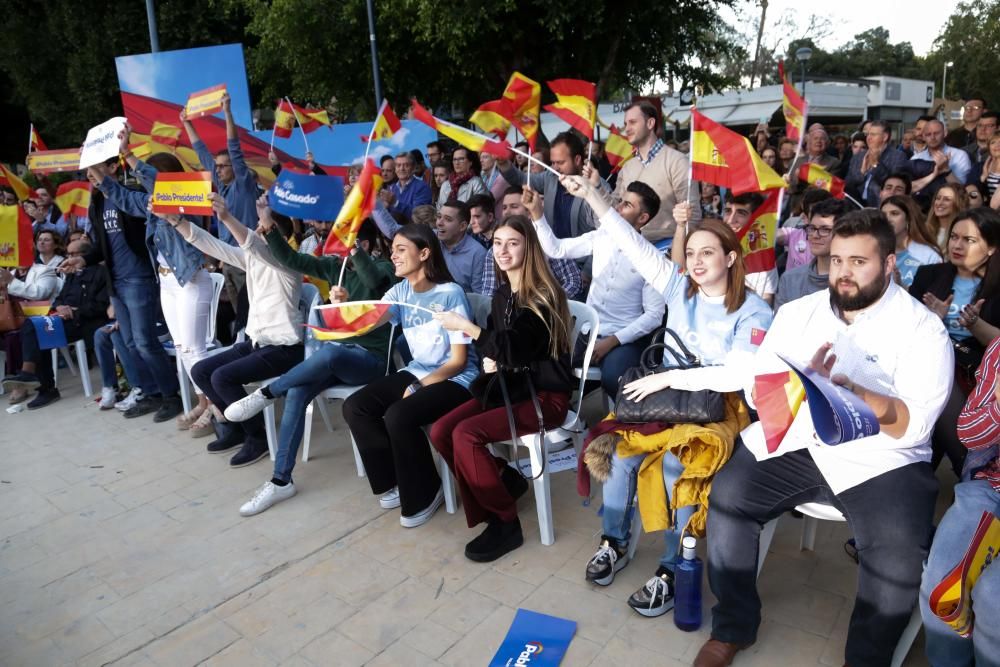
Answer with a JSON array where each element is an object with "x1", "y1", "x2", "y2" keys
[{"x1": 613, "y1": 328, "x2": 726, "y2": 425}]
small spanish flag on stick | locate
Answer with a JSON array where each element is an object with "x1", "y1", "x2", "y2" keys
[
  {"x1": 544, "y1": 79, "x2": 597, "y2": 140},
  {"x1": 797, "y1": 163, "x2": 845, "y2": 198},
  {"x1": 754, "y1": 370, "x2": 806, "y2": 453},
  {"x1": 362, "y1": 99, "x2": 402, "y2": 143},
  {"x1": 324, "y1": 158, "x2": 382, "y2": 261},
  {"x1": 778, "y1": 61, "x2": 808, "y2": 144},
  {"x1": 604, "y1": 124, "x2": 634, "y2": 174},
  {"x1": 503, "y1": 72, "x2": 541, "y2": 151},
  {"x1": 29, "y1": 124, "x2": 48, "y2": 152},
  {"x1": 55, "y1": 181, "x2": 91, "y2": 219},
  {"x1": 308, "y1": 301, "x2": 392, "y2": 341},
  {"x1": 690, "y1": 109, "x2": 786, "y2": 194},
  {"x1": 470, "y1": 99, "x2": 512, "y2": 139},
  {"x1": 410, "y1": 100, "x2": 512, "y2": 158}
]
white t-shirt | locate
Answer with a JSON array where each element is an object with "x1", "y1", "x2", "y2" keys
[{"x1": 745, "y1": 268, "x2": 778, "y2": 299}]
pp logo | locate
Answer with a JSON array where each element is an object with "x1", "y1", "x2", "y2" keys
[
  {"x1": 282, "y1": 179, "x2": 294, "y2": 191},
  {"x1": 510, "y1": 642, "x2": 543, "y2": 665}
]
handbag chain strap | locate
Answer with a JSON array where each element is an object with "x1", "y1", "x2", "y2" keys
[{"x1": 497, "y1": 368, "x2": 548, "y2": 481}]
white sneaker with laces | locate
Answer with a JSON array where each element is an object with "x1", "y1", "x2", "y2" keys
[
  {"x1": 239, "y1": 481, "x2": 297, "y2": 517},
  {"x1": 225, "y1": 389, "x2": 274, "y2": 423},
  {"x1": 379, "y1": 487, "x2": 400, "y2": 509},
  {"x1": 400, "y1": 487, "x2": 444, "y2": 528},
  {"x1": 115, "y1": 387, "x2": 142, "y2": 412},
  {"x1": 99, "y1": 387, "x2": 117, "y2": 410}
]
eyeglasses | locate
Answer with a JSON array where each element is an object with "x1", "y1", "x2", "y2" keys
[
  {"x1": 215, "y1": 163, "x2": 232, "y2": 170},
  {"x1": 967, "y1": 105, "x2": 984, "y2": 111},
  {"x1": 452, "y1": 156, "x2": 467, "y2": 163},
  {"x1": 803, "y1": 225, "x2": 833, "y2": 237}
]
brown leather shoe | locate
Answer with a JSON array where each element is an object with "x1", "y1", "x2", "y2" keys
[{"x1": 693, "y1": 638, "x2": 752, "y2": 667}]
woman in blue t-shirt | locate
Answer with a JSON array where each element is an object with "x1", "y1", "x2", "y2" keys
[
  {"x1": 910, "y1": 207, "x2": 1000, "y2": 477},
  {"x1": 562, "y1": 171, "x2": 773, "y2": 620},
  {"x1": 343, "y1": 224, "x2": 479, "y2": 528},
  {"x1": 880, "y1": 195, "x2": 940, "y2": 288}
]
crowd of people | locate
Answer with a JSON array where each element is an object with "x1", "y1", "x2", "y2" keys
[{"x1": 2, "y1": 95, "x2": 999, "y2": 667}]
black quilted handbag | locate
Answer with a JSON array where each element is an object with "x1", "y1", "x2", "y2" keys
[{"x1": 613, "y1": 328, "x2": 726, "y2": 425}]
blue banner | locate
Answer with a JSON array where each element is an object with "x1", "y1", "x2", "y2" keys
[
  {"x1": 30, "y1": 316, "x2": 68, "y2": 350},
  {"x1": 269, "y1": 170, "x2": 345, "y2": 221},
  {"x1": 490, "y1": 609, "x2": 576, "y2": 667}
]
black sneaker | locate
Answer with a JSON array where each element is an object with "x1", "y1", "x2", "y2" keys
[
  {"x1": 500, "y1": 464, "x2": 529, "y2": 500},
  {"x1": 26, "y1": 388, "x2": 60, "y2": 410},
  {"x1": 229, "y1": 440, "x2": 269, "y2": 468},
  {"x1": 207, "y1": 421, "x2": 244, "y2": 454},
  {"x1": 464, "y1": 516, "x2": 524, "y2": 562},
  {"x1": 627, "y1": 566, "x2": 675, "y2": 617},
  {"x1": 585, "y1": 536, "x2": 630, "y2": 586},
  {"x1": 153, "y1": 395, "x2": 183, "y2": 423},
  {"x1": 123, "y1": 394, "x2": 162, "y2": 419},
  {"x1": 2, "y1": 372, "x2": 41, "y2": 391}
]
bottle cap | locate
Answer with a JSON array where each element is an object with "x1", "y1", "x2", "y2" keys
[{"x1": 682, "y1": 535, "x2": 697, "y2": 559}]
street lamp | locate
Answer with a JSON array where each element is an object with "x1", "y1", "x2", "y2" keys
[
  {"x1": 941, "y1": 61, "x2": 954, "y2": 101},
  {"x1": 796, "y1": 47, "x2": 812, "y2": 100}
]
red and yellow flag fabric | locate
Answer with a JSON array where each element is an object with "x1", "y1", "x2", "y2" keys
[
  {"x1": 362, "y1": 99, "x2": 402, "y2": 143},
  {"x1": 293, "y1": 103, "x2": 332, "y2": 133},
  {"x1": 274, "y1": 99, "x2": 296, "y2": 139},
  {"x1": 29, "y1": 124, "x2": 48, "y2": 152},
  {"x1": 754, "y1": 370, "x2": 806, "y2": 453},
  {"x1": 323, "y1": 158, "x2": 382, "y2": 257},
  {"x1": 779, "y1": 61, "x2": 808, "y2": 143},
  {"x1": 410, "y1": 100, "x2": 512, "y2": 158},
  {"x1": 544, "y1": 79, "x2": 597, "y2": 140},
  {"x1": 928, "y1": 511, "x2": 1000, "y2": 637},
  {"x1": 0, "y1": 204, "x2": 33, "y2": 268},
  {"x1": 308, "y1": 302, "x2": 391, "y2": 341},
  {"x1": 469, "y1": 99, "x2": 512, "y2": 138},
  {"x1": 150, "y1": 121, "x2": 182, "y2": 147},
  {"x1": 185, "y1": 84, "x2": 227, "y2": 119},
  {"x1": 797, "y1": 163, "x2": 845, "y2": 198},
  {"x1": 503, "y1": 72, "x2": 541, "y2": 151},
  {"x1": 605, "y1": 124, "x2": 634, "y2": 173},
  {"x1": 54, "y1": 181, "x2": 91, "y2": 219},
  {"x1": 690, "y1": 110, "x2": 786, "y2": 195},
  {"x1": 0, "y1": 164, "x2": 32, "y2": 201},
  {"x1": 737, "y1": 189, "x2": 782, "y2": 274}
]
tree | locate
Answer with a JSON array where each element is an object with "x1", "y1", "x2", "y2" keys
[
  {"x1": 783, "y1": 28, "x2": 926, "y2": 81},
  {"x1": 923, "y1": 0, "x2": 1000, "y2": 105}
]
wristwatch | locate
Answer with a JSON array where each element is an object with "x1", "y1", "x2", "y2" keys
[{"x1": 407, "y1": 382, "x2": 422, "y2": 395}]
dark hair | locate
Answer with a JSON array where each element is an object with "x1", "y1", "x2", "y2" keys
[
  {"x1": 965, "y1": 94, "x2": 988, "y2": 106},
  {"x1": 409, "y1": 149, "x2": 425, "y2": 166},
  {"x1": 626, "y1": 181, "x2": 660, "y2": 220},
  {"x1": 916, "y1": 114, "x2": 936, "y2": 124},
  {"x1": 380, "y1": 154, "x2": 395, "y2": 167},
  {"x1": 270, "y1": 210, "x2": 294, "y2": 239},
  {"x1": 810, "y1": 198, "x2": 851, "y2": 221},
  {"x1": 146, "y1": 153, "x2": 185, "y2": 174},
  {"x1": 868, "y1": 120, "x2": 891, "y2": 137},
  {"x1": 550, "y1": 131, "x2": 585, "y2": 160},
  {"x1": 514, "y1": 140, "x2": 529, "y2": 152},
  {"x1": 850, "y1": 132, "x2": 866, "y2": 144},
  {"x1": 356, "y1": 218, "x2": 378, "y2": 246},
  {"x1": 951, "y1": 208, "x2": 1000, "y2": 300},
  {"x1": 624, "y1": 100, "x2": 661, "y2": 136},
  {"x1": 883, "y1": 171, "x2": 913, "y2": 194},
  {"x1": 503, "y1": 184, "x2": 523, "y2": 199},
  {"x1": 981, "y1": 111, "x2": 999, "y2": 123},
  {"x1": 426, "y1": 141, "x2": 442, "y2": 152},
  {"x1": 727, "y1": 191, "x2": 765, "y2": 210},
  {"x1": 801, "y1": 188, "x2": 833, "y2": 216},
  {"x1": 880, "y1": 194, "x2": 938, "y2": 248},
  {"x1": 466, "y1": 193, "x2": 495, "y2": 216},
  {"x1": 214, "y1": 149, "x2": 230, "y2": 160},
  {"x1": 392, "y1": 223, "x2": 454, "y2": 284},
  {"x1": 966, "y1": 180, "x2": 990, "y2": 201},
  {"x1": 831, "y1": 209, "x2": 895, "y2": 263},
  {"x1": 441, "y1": 199, "x2": 471, "y2": 224},
  {"x1": 34, "y1": 229, "x2": 65, "y2": 259}
]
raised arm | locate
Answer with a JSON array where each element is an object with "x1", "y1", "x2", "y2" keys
[
  {"x1": 524, "y1": 185, "x2": 592, "y2": 260},
  {"x1": 90, "y1": 165, "x2": 150, "y2": 220},
  {"x1": 372, "y1": 200, "x2": 403, "y2": 240},
  {"x1": 265, "y1": 225, "x2": 338, "y2": 280}
]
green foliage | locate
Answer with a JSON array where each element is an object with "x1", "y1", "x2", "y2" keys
[
  {"x1": 924, "y1": 0, "x2": 1000, "y2": 104},
  {"x1": 779, "y1": 28, "x2": 926, "y2": 84}
]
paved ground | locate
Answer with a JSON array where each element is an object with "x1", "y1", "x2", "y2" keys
[{"x1": 0, "y1": 370, "x2": 939, "y2": 666}]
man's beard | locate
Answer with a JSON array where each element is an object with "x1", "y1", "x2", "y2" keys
[{"x1": 829, "y1": 271, "x2": 889, "y2": 313}]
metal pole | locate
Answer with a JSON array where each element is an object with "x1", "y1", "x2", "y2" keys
[
  {"x1": 800, "y1": 62, "x2": 806, "y2": 103},
  {"x1": 941, "y1": 64, "x2": 948, "y2": 101},
  {"x1": 145, "y1": 0, "x2": 160, "y2": 52},
  {"x1": 366, "y1": 0, "x2": 383, "y2": 113}
]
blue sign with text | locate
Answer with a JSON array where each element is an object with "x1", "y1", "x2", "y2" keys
[
  {"x1": 489, "y1": 608, "x2": 576, "y2": 667},
  {"x1": 269, "y1": 170, "x2": 345, "y2": 221},
  {"x1": 30, "y1": 316, "x2": 67, "y2": 351}
]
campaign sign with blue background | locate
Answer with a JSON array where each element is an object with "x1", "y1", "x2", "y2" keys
[
  {"x1": 30, "y1": 316, "x2": 68, "y2": 350},
  {"x1": 489, "y1": 608, "x2": 576, "y2": 667},
  {"x1": 269, "y1": 171, "x2": 345, "y2": 221}
]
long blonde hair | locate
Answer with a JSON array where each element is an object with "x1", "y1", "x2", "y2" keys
[
  {"x1": 926, "y1": 185, "x2": 968, "y2": 249},
  {"x1": 494, "y1": 215, "x2": 572, "y2": 358}
]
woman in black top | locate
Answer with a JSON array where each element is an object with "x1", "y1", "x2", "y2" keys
[{"x1": 431, "y1": 214, "x2": 574, "y2": 562}]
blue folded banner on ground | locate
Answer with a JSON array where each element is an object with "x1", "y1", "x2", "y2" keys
[
  {"x1": 269, "y1": 170, "x2": 345, "y2": 221},
  {"x1": 30, "y1": 316, "x2": 67, "y2": 350},
  {"x1": 489, "y1": 608, "x2": 576, "y2": 667}
]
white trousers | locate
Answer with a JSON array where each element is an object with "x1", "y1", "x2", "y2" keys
[{"x1": 159, "y1": 269, "x2": 213, "y2": 393}]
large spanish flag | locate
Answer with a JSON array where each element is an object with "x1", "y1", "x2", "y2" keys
[
  {"x1": 362, "y1": 99, "x2": 402, "y2": 143},
  {"x1": 503, "y1": 72, "x2": 541, "y2": 151},
  {"x1": 0, "y1": 165, "x2": 32, "y2": 201},
  {"x1": 737, "y1": 189, "x2": 782, "y2": 274},
  {"x1": 928, "y1": 510, "x2": 1000, "y2": 637},
  {"x1": 54, "y1": 181, "x2": 91, "y2": 219},
  {"x1": 29, "y1": 124, "x2": 48, "y2": 152},
  {"x1": 605, "y1": 124, "x2": 634, "y2": 173},
  {"x1": 470, "y1": 99, "x2": 512, "y2": 139},
  {"x1": 797, "y1": 163, "x2": 845, "y2": 198},
  {"x1": 410, "y1": 100, "x2": 512, "y2": 158},
  {"x1": 690, "y1": 110, "x2": 786, "y2": 195},
  {"x1": 754, "y1": 370, "x2": 807, "y2": 453},
  {"x1": 544, "y1": 79, "x2": 597, "y2": 140},
  {"x1": 323, "y1": 158, "x2": 382, "y2": 257},
  {"x1": 308, "y1": 301, "x2": 391, "y2": 341},
  {"x1": 150, "y1": 121, "x2": 182, "y2": 147},
  {"x1": 273, "y1": 99, "x2": 296, "y2": 139},
  {"x1": 0, "y1": 204, "x2": 33, "y2": 268},
  {"x1": 779, "y1": 61, "x2": 808, "y2": 143}
]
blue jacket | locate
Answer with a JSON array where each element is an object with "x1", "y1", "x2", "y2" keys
[{"x1": 194, "y1": 137, "x2": 260, "y2": 245}]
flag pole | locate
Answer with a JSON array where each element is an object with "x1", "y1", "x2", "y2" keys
[
  {"x1": 844, "y1": 193, "x2": 864, "y2": 209},
  {"x1": 269, "y1": 103, "x2": 279, "y2": 153},
  {"x1": 509, "y1": 145, "x2": 561, "y2": 178},
  {"x1": 687, "y1": 86, "x2": 702, "y2": 210},
  {"x1": 363, "y1": 112, "x2": 379, "y2": 163},
  {"x1": 28, "y1": 124, "x2": 34, "y2": 154},
  {"x1": 285, "y1": 96, "x2": 311, "y2": 155}
]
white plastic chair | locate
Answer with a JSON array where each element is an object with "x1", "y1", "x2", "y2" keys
[
  {"x1": 167, "y1": 272, "x2": 225, "y2": 415},
  {"x1": 757, "y1": 502, "x2": 922, "y2": 667},
  {"x1": 51, "y1": 340, "x2": 92, "y2": 397}
]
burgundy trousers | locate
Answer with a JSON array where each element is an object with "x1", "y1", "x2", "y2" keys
[{"x1": 430, "y1": 392, "x2": 569, "y2": 528}]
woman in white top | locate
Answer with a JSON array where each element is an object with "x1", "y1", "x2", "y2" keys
[
  {"x1": 35, "y1": 230, "x2": 65, "y2": 270},
  {"x1": 436, "y1": 147, "x2": 486, "y2": 210}
]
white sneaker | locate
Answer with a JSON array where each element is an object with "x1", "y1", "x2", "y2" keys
[
  {"x1": 239, "y1": 480, "x2": 297, "y2": 517},
  {"x1": 400, "y1": 488, "x2": 444, "y2": 528},
  {"x1": 225, "y1": 389, "x2": 274, "y2": 423},
  {"x1": 115, "y1": 387, "x2": 142, "y2": 412},
  {"x1": 379, "y1": 487, "x2": 401, "y2": 509},
  {"x1": 99, "y1": 387, "x2": 117, "y2": 410}
]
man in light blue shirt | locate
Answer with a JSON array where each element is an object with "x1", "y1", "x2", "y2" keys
[
  {"x1": 911, "y1": 118, "x2": 973, "y2": 187},
  {"x1": 436, "y1": 201, "x2": 486, "y2": 293}
]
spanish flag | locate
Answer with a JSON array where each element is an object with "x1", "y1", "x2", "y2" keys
[
  {"x1": 0, "y1": 205, "x2": 33, "y2": 268},
  {"x1": 470, "y1": 99, "x2": 512, "y2": 139},
  {"x1": 736, "y1": 188, "x2": 782, "y2": 274},
  {"x1": 779, "y1": 61, "x2": 808, "y2": 143},
  {"x1": 690, "y1": 109, "x2": 786, "y2": 195},
  {"x1": 323, "y1": 158, "x2": 382, "y2": 257},
  {"x1": 55, "y1": 181, "x2": 91, "y2": 219},
  {"x1": 410, "y1": 99, "x2": 512, "y2": 158},
  {"x1": 544, "y1": 79, "x2": 597, "y2": 140},
  {"x1": 29, "y1": 124, "x2": 48, "y2": 152},
  {"x1": 605, "y1": 124, "x2": 634, "y2": 173},
  {"x1": 797, "y1": 163, "x2": 845, "y2": 198},
  {"x1": 274, "y1": 99, "x2": 296, "y2": 139},
  {"x1": 150, "y1": 121, "x2": 182, "y2": 147},
  {"x1": 294, "y1": 103, "x2": 332, "y2": 133},
  {"x1": 0, "y1": 164, "x2": 32, "y2": 201},
  {"x1": 308, "y1": 301, "x2": 392, "y2": 341},
  {"x1": 754, "y1": 370, "x2": 806, "y2": 453},
  {"x1": 928, "y1": 510, "x2": 1000, "y2": 637},
  {"x1": 503, "y1": 72, "x2": 541, "y2": 151},
  {"x1": 362, "y1": 99, "x2": 402, "y2": 143}
]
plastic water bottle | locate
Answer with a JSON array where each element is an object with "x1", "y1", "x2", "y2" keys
[{"x1": 673, "y1": 535, "x2": 703, "y2": 631}]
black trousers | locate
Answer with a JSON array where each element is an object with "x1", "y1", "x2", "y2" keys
[
  {"x1": 706, "y1": 443, "x2": 937, "y2": 667},
  {"x1": 343, "y1": 371, "x2": 471, "y2": 516},
  {"x1": 19, "y1": 319, "x2": 86, "y2": 391}
]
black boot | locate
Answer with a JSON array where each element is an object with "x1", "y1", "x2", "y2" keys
[
  {"x1": 464, "y1": 516, "x2": 523, "y2": 562},
  {"x1": 206, "y1": 420, "x2": 244, "y2": 454}
]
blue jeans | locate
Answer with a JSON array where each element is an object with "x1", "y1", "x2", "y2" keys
[
  {"x1": 920, "y1": 479, "x2": 1000, "y2": 667},
  {"x1": 108, "y1": 297, "x2": 160, "y2": 395},
  {"x1": 112, "y1": 279, "x2": 178, "y2": 396},
  {"x1": 598, "y1": 340, "x2": 646, "y2": 398},
  {"x1": 600, "y1": 448, "x2": 694, "y2": 572},
  {"x1": 266, "y1": 343, "x2": 384, "y2": 482},
  {"x1": 94, "y1": 323, "x2": 151, "y2": 391}
]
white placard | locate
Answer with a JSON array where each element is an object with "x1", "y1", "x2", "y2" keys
[{"x1": 79, "y1": 117, "x2": 127, "y2": 169}]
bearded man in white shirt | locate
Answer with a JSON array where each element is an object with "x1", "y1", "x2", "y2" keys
[{"x1": 694, "y1": 210, "x2": 953, "y2": 667}]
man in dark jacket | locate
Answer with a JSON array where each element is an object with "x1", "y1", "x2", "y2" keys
[{"x1": 845, "y1": 121, "x2": 912, "y2": 207}]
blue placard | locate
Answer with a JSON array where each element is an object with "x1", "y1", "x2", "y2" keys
[
  {"x1": 490, "y1": 609, "x2": 576, "y2": 667},
  {"x1": 30, "y1": 316, "x2": 67, "y2": 351},
  {"x1": 269, "y1": 170, "x2": 345, "y2": 221}
]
